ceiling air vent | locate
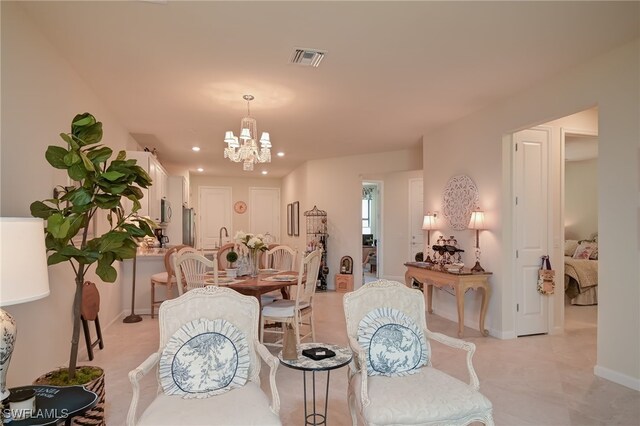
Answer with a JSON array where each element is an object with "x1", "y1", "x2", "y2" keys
[{"x1": 289, "y1": 48, "x2": 326, "y2": 68}]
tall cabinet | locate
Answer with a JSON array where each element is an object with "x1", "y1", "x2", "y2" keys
[{"x1": 126, "y1": 151, "x2": 168, "y2": 223}]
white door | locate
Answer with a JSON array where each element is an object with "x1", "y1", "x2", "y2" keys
[
  {"x1": 514, "y1": 127, "x2": 550, "y2": 336},
  {"x1": 198, "y1": 186, "x2": 232, "y2": 249},
  {"x1": 408, "y1": 178, "x2": 424, "y2": 261},
  {"x1": 249, "y1": 187, "x2": 280, "y2": 240}
]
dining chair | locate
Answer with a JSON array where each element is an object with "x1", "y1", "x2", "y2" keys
[
  {"x1": 216, "y1": 243, "x2": 236, "y2": 270},
  {"x1": 264, "y1": 245, "x2": 297, "y2": 271},
  {"x1": 261, "y1": 245, "x2": 298, "y2": 304},
  {"x1": 342, "y1": 279, "x2": 494, "y2": 426},
  {"x1": 260, "y1": 249, "x2": 322, "y2": 348},
  {"x1": 150, "y1": 245, "x2": 187, "y2": 319},
  {"x1": 174, "y1": 252, "x2": 219, "y2": 295},
  {"x1": 127, "y1": 286, "x2": 281, "y2": 426}
]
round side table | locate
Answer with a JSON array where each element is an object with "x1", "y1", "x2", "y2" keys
[
  {"x1": 279, "y1": 342, "x2": 352, "y2": 426},
  {"x1": 6, "y1": 385, "x2": 98, "y2": 426}
]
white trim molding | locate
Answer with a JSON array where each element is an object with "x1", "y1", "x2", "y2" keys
[{"x1": 594, "y1": 365, "x2": 640, "y2": 391}]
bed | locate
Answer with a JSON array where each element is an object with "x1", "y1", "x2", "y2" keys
[{"x1": 564, "y1": 237, "x2": 598, "y2": 305}]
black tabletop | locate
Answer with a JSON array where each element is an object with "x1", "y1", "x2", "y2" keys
[{"x1": 7, "y1": 385, "x2": 98, "y2": 426}]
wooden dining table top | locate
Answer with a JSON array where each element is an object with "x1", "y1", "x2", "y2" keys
[{"x1": 215, "y1": 270, "x2": 301, "y2": 304}]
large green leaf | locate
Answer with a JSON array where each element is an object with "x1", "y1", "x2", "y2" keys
[
  {"x1": 87, "y1": 146, "x2": 112, "y2": 163},
  {"x1": 116, "y1": 150, "x2": 126, "y2": 161},
  {"x1": 122, "y1": 223, "x2": 148, "y2": 238},
  {"x1": 45, "y1": 146, "x2": 69, "y2": 169},
  {"x1": 47, "y1": 213, "x2": 70, "y2": 239},
  {"x1": 97, "y1": 231, "x2": 128, "y2": 252},
  {"x1": 96, "y1": 260, "x2": 117, "y2": 283},
  {"x1": 63, "y1": 151, "x2": 81, "y2": 167},
  {"x1": 101, "y1": 170, "x2": 125, "y2": 182},
  {"x1": 94, "y1": 194, "x2": 120, "y2": 209},
  {"x1": 68, "y1": 163, "x2": 87, "y2": 181},
  {"x1": 47, "y1": 253, "x2": 69, "y2": 266},
  {"x1": 67, "y1": 187, "x2": 92, "y2": 206},
  {"x1": 30, "y1": 201, "x2": 57, "y2": 219},
  {"x1": 75, "y1": 122, "x2": 103, "y2": 146},
  {"x1": 72, "y1": 113, "x2": 95, "y2": 129},
  {"x1": 79, "y1": 151, "x2": 95, "y2": 172}
]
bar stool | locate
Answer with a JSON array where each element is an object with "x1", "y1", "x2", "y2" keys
[{"x1": 150, "y1": 245, "x2": 187, "y2": 318}]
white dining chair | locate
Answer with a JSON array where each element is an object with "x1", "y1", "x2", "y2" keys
[
  {"x1": 261, "y1": 245, "x2": 298, "y2": 304},
  {"x1": 174, "y1": 252, "x2": 219, "y2": 294},
  {"x1": 260, "y1": 249, "x2": 322, "y2": 348}
]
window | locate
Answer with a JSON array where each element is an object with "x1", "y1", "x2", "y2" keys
[{"x1": 362, "y1": 199, "x2": 371, "y2": 234}]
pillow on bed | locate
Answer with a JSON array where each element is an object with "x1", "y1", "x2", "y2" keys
[
  {"x1": 564, "y1": 240, "x2": 580, "y2": 257},
  {"x1": 573, "y1": 241, "x2": 597, "y2": 260},
  {"x1": 588, "y1": 242, "x2": 598, "y2": 260}
]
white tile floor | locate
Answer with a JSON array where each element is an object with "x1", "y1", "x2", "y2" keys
[{"x1": 85, "y1": 291, "x2": 640, "y2": 425}]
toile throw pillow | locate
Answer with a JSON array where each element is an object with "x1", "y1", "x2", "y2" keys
[
  {"x1": 159, "y1": 318, "x2": 250, "y2": 398},
  {"x1": 357, "y1": 307, "x2": 428, "y2": 377}
]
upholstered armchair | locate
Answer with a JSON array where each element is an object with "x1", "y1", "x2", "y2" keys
[
  {"x1": 343, "y1": 280, "x2": 493, "y2": 426},
  {"x1": 127, "y1": 286, "x2": 281, "y2": 426}
]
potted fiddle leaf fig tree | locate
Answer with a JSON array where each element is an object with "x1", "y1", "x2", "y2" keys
[{"x1": 29, "y1": 113, "x2": 155, "y2": 402}]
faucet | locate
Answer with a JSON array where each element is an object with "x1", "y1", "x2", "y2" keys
[{"x1": 219, "y1": 226, "x2": 229, "y2": 247}]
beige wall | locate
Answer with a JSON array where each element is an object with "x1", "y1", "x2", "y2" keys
[
  {"x1": 0, "y1": 3, "x2": 135, "y2": 386},
  {"x1": 189, "y1": 174, "x2": 282, "y2": 241},
  {"x1": 423, "y1": 40, "x2": 639, "y2": 388},
  {"x1": 282, "y1": 148, "x2": 422, "y2": 289},
  {"x1": 565, "y1": 159, "x2": 598, "y2": 240}
]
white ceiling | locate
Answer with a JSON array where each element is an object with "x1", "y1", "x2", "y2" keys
[{"x1": 19, "y1": 1, "x2": 639, "y2": 177}]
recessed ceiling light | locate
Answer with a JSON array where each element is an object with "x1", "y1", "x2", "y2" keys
[
  {"x1": 197, "y1": 168, "x2": 204, "y2": 172},
  {"x1": 261, "y1": 171, "x2": 268, "y2": 175},
  {"x1": 192, "y1": 146, "x2": 201, "y2": 152},
  {"x1": 276, "y1": 152, "x2": 285, "y2": 157}
]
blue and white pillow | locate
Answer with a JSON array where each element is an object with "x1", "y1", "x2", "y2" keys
[
  {"x1": 160, "y1": 318, "x2": 250, "y2": 398},
  {"x1": 357, "y1": 307, "x2": 428, "y2": 377}
]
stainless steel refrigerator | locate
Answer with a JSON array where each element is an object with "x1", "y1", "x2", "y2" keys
[{"x1": 182, "y1": 207, "x2": 196, "y2": 246}]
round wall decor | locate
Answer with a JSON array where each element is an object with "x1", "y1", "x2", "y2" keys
[
  {"x1": 442, "y1": 175, "x2": 479, "y2": 231},
  {"x1": 234, "y1": 201, "x2": 247, "y2": 214}
]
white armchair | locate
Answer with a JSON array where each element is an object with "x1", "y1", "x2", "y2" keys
[
  {"x1": 127, "y1": 286, "x2": 281, "y2": 426},
  {"x1": 343, "y1": 279, "x2": 493, "y2": 426}
]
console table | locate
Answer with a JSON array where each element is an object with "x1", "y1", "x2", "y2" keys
[{"x1": 404, "y1": 262, "x2": 491, "y2": 337}]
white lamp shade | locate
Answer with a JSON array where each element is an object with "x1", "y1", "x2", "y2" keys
[
  {"x1": 422, "y1": 214, "x2": 437, "y2": 230},
  {"x1": 468, "y1": 210, "x2": 486, "y2": 230},
  {"x1": 259, "y1": 132, "x2": 271, "y2": 147},
  {"x1": 224, "y1": 131, "x2": 236, "y2": 143},
  {"x1": 0, "y1": 217, "x2": 50, "y2": 306},
  {"x1": 239, "y1": 128, "x2": 251, "y2": 141}
]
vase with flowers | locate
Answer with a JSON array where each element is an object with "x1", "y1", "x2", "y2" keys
[{"x1": 234, "y1": 231, "x2": 269, "y2": 277}]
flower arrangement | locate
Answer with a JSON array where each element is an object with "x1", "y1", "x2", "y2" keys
[
  {"x1": 234, "y1": 231, "x2": 269, "y2": 253},
  {"x1": 234, "y1": 231, "x2": 268, "y2": 277}
]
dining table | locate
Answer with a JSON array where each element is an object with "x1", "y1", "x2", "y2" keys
[{"x1": 210, "y1": 270, "x2": 302, "y2": 317}]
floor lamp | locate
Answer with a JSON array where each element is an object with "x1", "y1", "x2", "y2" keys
[
  {"x1": 0, "y1": 218, "x2": 51, "y2": 401},
  {"x1": 468, "y1": 208, "x2": 486, "y2": 273},
  {"x1": 422, "y1": 213, "x2": 437, "y2": 263}
]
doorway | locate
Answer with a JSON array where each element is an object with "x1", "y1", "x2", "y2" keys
[
  {"x1": 510, "y1": 107, "x2": 599, "y2": 337},
  {"x1": 362, "y1": 182, "x2": 381, "y2": 283}
]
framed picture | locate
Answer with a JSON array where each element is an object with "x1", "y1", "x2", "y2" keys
[
  {"x1": 340, "y1": 256, "x2": 353, "y2": 274},
  {"x1": 292, "y1": 201, "x2": 300, "y2": 237},
  {"x1": 287, "y1": 203, "x2": 293, "y2": 236}
]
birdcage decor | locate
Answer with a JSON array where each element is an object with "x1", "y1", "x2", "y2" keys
[
  {"x1": 304, "y1": 205, "x2": 327, "y2": 235},
  {"x1": 304, "y1": 205, "x2": 328, "y2": 290}
]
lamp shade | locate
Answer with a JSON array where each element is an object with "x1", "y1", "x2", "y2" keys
[
  {"x1": 422, "y1": 214, "x2": 437, "y2": 230},
  {"x1": 468, "y1": 209, "x2": 486, "y2": 230},
  {"x1": 0, "y1": 217, "x2": 50, "y2": 306}
]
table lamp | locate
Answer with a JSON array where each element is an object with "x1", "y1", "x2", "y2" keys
[
  {"x1": 0, "y1": 218, "x2": 51, "y2": 401},
  {"x1": 421, "y1": 213, "x2": 437, "y2": 263},
  {"x1": 468, "y1": 208, "x2": 486, "y2": 273}
]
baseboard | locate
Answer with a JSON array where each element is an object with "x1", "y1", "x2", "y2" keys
[{"x1": 594, "y1": 365, "x2": 640, "y2": 391}]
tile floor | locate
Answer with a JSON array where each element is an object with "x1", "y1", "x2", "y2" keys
[{"x1": 85, "y1": 290, "x2": 640, "y2": 425}]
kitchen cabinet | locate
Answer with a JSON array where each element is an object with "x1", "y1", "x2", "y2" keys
[{"x1": 126, "y1": 151, "x2": 168, "y2": 223}]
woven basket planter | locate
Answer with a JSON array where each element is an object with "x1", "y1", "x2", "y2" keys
[{"x1": 33, "y1": 366, "x2": 105, "y2": 426}]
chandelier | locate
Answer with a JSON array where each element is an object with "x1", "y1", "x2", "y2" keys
[{"x1": 223, "y1": 95, "x2": 272, "y2": 171}]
